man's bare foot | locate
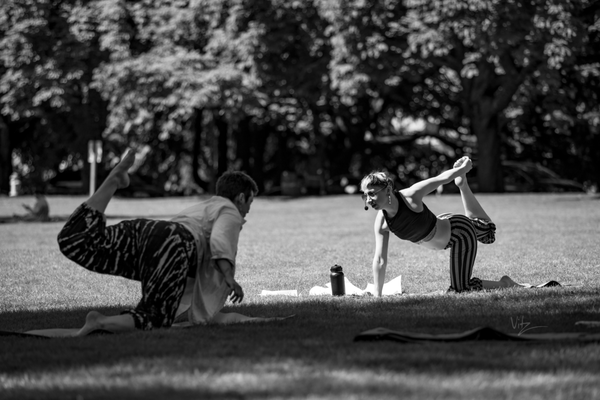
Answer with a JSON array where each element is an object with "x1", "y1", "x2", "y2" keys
[
  {"x1": 75, "y1": 310, "x2": 105, "y2": 337},
  {"x1": 106, "y1": 150, "x2": 135, "y2": 189},
  {"x1": 500, "y1": 275, "x2": 524, "y2": 288}
]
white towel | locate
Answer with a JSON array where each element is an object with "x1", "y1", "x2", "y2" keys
[
  {"x1": 309, "y1": 275, "x2": 402, "y2": 296},
  {"x1": 260, "y1": 289, "x2": 299, "y2": 296}
]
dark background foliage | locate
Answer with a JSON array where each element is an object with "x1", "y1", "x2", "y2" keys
[{"x1": 1, "y1": 0, "x2": 598, "y2": 195}]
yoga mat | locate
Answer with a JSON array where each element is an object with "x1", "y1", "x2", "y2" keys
[
  {"x1": 0, "y1": 330, "x2": 50, "y2": 339},
  {"x1": 0, "y1": 329, "x2": 113, "y2": 339},
  {"x1": 354, "y1": 326, "x2": 600, "y2": 343},
  {"x1": 522, "y1": 280, "x2": 562, "y2": 288}
]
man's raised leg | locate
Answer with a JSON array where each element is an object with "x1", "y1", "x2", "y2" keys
[{"x1": 85, "y1": 150, "x2": 135, "y2": 213}]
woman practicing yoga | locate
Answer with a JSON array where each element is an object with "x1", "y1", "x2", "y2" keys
[{"x1": 361, "y1": 156, "x2": 522, "y2": 296}]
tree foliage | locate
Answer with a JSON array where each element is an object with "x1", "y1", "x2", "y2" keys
[
  {"x1": 0, "y1": 0, "x2": 108, "y2": 192},
  {"x1": 0, "y1": 0, "x2": 598, "y2": 195}
]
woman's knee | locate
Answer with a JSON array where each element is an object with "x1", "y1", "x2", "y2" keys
[{"x1": 471, "y1": 218, "x2": 496, "y2": 244}]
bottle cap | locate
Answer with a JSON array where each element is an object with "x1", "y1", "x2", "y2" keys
[{"x1": 330, "y1": 264, "x2": 343, "y2": 272}]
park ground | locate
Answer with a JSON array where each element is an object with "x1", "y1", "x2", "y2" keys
[{"x1": 1, "y1": 192, "x2": 600, "y2": 400}]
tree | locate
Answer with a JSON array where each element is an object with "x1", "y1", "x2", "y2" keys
[
  {"x1": 2, "y1": 0, "x2": 597, "y2": 195},
  {"x1": 0, "y1": 0, "x2": 108, "y2": 194},
  {"x1": 236, "y1": 0, "x2": 333, "y2": 191},
  {"x1": 91, "y1": 0, "x2": 265, "y2": 193},
  {"x1": 401, "y1": 0, "x2": 594, "y2": 191},
  {"x1": 320, "y1": 0, "x2": 428, "y2": 182},
  {"x1": 505, "y1": 1, "x2": 600, "y2": 190}
]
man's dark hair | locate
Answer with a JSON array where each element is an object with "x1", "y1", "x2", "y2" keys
[{"x1": 216, "y1": 171, "x2": 259, "y2": 202}]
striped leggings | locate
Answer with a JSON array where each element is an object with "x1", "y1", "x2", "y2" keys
[
  {"x1": 440, "y1": 213, "x2": 497, "y2": 293},
  {"x1": 57, "y1": 203, "x2": 197, "y2": 330}
]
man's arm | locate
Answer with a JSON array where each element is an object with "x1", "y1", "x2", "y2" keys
[{"x1": 214, "y1": 258, "x2": 244, "y2": 303}]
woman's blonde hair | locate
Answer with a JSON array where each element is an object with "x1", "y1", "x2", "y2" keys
[{"x1": 360, "y1": 171, "x2": 394, "y2": 192}]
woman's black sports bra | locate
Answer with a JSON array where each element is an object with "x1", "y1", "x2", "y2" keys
[{"x1": 383, "y1": 191, "x2": 438, "y2": 243}]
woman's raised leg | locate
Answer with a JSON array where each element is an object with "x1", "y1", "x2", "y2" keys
[{"x1": 453, "y1": 157, "x2": 491, "y2": 221}]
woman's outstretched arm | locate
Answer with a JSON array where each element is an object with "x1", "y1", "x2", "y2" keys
[{"x1": 372, "y1": 211, "x2": 390, "y2": 297}]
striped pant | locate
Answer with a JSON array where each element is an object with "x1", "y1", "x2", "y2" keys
[
  {"x1": 440, "y1": 213, "x2": 496, "y2": 293},
  {"x1": 57, "y1": 203, "x2": 197, "y2": 330}
]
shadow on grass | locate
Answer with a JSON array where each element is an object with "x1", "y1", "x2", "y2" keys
[
  {"x1": 1, "y1": 290, "x2": 600, "y2": 398},
  {"x1": 2, "y1": 289, "x2": 600, "y2": 359}
]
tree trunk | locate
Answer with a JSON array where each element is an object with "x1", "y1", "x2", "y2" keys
[
  {"x1": 252, "y1": 123, "x2": 269, "y2": 193},
  {"x1": 470, "y1": 98, "x2": 503, "y2": 192},
  {"x1": 191, "y1": 108, "x2": 209, "y2": 191},
  {"x1": 310, "y1": 106, "x2": 327, "y2": 195},
  {"x1": 330, "y1": 101, "x2": 370, "y2": 178},
  {"x1": 236, "y1": 116, "x2": 252, "y2": 173},
  {"x1": 276, "y1": 129, "x2": 290, "y2": 182},
  {"x1": 0, "y1": 116, "x2": 11, "y2": 195},
  {"x1": 213, "y1": 111, "x2": 229, "y2": 179}
]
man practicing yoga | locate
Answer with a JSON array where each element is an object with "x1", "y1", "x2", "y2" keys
[
  {"x1": 28, "y1": 149, "x2": 289, "y2": 337},
  {"x1": 361, "y1": 156, "x2": 524, "y2": 296}
]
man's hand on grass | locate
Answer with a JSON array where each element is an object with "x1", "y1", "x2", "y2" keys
[{"x1": 227, "y1": 280, "x2": 244, "y2": 303}]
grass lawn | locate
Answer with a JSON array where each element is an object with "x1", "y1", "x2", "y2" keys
[{"x1": 1, "y1": 192, "x2": 600, "y2": 400}]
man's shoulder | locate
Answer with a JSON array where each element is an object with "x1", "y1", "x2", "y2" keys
[
  {"x1": 206, "y1": 196, "x2": 240, "y2": 215},
  {"x1": 176, "y1": 196, "x2": 240, "y2": 220}
]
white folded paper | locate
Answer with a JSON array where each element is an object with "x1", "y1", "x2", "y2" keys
[
  {"x1": 260, "y1": 289, "x2": 299, "y2": 296},
  {"x1": 309, "y1": 275, "x2": 402, "y2": 296}
]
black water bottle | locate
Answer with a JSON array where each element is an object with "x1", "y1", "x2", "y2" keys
[{"x1": 330, "y1": 264, "x2": 346, "y2": 296}]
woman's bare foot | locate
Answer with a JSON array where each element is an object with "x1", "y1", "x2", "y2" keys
[
  {"x1": 500, "y1": 275, "x2": 524, "y2": 288},
  {"x1": 453, "y1": 156, "x2": 470, "y2": 169},
  {"x1": 106, "y1": 150, "x2": 136, "y2": 189},
  {"x1": 453, "y1": 156, "x2": 471, "y2": 187},
  {"x1": 75, "y1": 310, "x2": 105, "y2": 337}
]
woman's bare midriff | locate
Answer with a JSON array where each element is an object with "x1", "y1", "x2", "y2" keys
[{"x1": 419, "y1": 218, "x2": 451, "y2": 250}]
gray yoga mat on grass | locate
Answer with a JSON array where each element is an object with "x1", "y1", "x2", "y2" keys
[{"x1": 354, "y1": 326, "x2": 600, "y2": 343}]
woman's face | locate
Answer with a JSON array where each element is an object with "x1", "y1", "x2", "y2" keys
[{"x1": 362, "y1": 184, "x2": 388, "y2": 210}]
